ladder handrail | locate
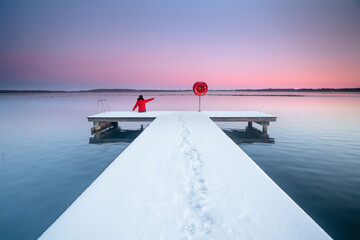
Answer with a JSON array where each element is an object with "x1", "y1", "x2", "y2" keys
[{"x1": 97, "y1": 99, "x2": 110, "y2": 113}]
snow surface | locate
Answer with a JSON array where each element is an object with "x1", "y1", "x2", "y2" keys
[
  {"x1": 88, "y1": 111, "x2": 163, "y2": 119},
  {"x1": 41, "y1": 112, "x2": 330, "y2": 240},
  {"x1": 202, "y1": 111, "x2": 276, "y2": 118},
  {"x1": 87, "y1": 110, "x2": 276, "y2": 119}
]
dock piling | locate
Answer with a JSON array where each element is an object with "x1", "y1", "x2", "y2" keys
[{"x1": 262, "y1": 122, "x2": 269, "y2": 135}]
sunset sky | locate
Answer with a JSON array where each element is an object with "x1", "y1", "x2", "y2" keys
[{"x1": 0, "y1": 0, "x2": 359, "y2": 90}]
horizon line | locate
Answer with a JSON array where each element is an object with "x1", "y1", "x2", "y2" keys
[{"x1": 1, "y1": 87, "x2": 360, "y2": 93}]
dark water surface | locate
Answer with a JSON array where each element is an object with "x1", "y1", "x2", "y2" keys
[{"x1": 0, "y1": 92, "x2": 359, "y2": 239}]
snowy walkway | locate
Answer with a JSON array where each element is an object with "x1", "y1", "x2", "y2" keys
[
  {"x1": 87, "y1": 110, "x2": 277, "y2": 122},
  {"x1": 40, "y1": 112, "x2": 330, "y2": 240}
]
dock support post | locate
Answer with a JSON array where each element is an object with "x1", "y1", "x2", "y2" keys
[
  {"x1": 94, "y1": 131, "x2": 101, "y2": 140},
  {"x1": 248, "y1": 122, "x2": 253, "y2": 128},
  {"x1": 94, "y1": 122, "x2": 101, "y2": 132},
  {"x1": 262, "y1": 122, "x2": 269, "y2": 135}
]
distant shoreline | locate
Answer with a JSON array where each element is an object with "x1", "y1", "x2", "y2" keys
[{"x1": 1, "y1": 88, "x2": 360, "y2": 93}]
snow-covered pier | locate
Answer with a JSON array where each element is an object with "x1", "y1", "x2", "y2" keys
[
  {"x1": 88, "y1": 110, "x2": 277, "y2": 134},
  {"x1": 40, "y1": 111, "x2": 330, "y2": 239}
]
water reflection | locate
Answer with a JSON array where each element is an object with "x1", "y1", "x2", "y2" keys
[
  {"x1": 223, "y1": 126, "x2": 275, "y2": 144},
  {"x1": 89, "y1": 126, "x2": 143, "y2": 144}
]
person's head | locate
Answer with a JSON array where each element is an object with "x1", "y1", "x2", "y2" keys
[{"x1": 138, "y1": 95, "x2": 144, "y2": 100}]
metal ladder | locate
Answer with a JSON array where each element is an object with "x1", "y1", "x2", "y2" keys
[{"x1": 97, "y1": 99, "x2": 110, "y2": 113}]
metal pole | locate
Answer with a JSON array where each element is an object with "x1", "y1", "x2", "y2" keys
[{"x1": 198, "y1": 95, "x2": 201, "y2": 112}]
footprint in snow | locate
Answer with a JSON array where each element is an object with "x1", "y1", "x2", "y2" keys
[{"x1": 186, "y1": 223, "x2": 196, "y2": 236}]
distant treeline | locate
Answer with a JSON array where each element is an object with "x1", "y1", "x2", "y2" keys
[
  {"x1": 0, "y1": 89, "x2": 191, "y2": 93},
  {"x1": 229, "y1": 88, "x2": 360, "y2": 92},
  {"x1": 1, "y1": 88, "x2": 359, "y2": 93},
  {"x1": 231, "y1": 88, "x2": 360, "y2": 92}
]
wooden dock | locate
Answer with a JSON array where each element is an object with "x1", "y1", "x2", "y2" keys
[
  {"x1": 87, "y1": 111, "x2": 277, "y2": 134},
  {"x1": 40, "y1": 111, "x2": 330, "y2": 240}
]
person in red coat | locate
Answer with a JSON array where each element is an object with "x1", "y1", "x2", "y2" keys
[{"x1": 132, "y1": 95, "x2": 154, "y2": 112}]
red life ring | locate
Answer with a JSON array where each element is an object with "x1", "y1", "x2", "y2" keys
[{"x1": 193, "y1": 82, "x2": 208, "y2": 96}]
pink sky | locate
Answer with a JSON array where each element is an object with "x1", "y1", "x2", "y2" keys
[
  {"x1": 1, "y1": 47, "x2": 359, "y2": 90},
  {"x1": 0, "y1": 0, "x2": 359, "y2": 90}
]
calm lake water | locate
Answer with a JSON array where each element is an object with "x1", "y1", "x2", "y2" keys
[{"x1": 0, "y1": 91, "x2": 359, "y2": 240}]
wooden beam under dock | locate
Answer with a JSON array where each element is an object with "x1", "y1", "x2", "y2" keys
[{"x1": 87, "y1": 111, "x2": 277, "y2": 134}]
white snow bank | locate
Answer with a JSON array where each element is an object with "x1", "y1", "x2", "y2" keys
[{"x1": 41, "y1": 112, "x2": 330, "y2": 240}]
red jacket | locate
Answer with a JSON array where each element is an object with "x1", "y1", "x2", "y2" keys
[{"x1": 132, "y1": 98, "x2": 154, "y2": 112}]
